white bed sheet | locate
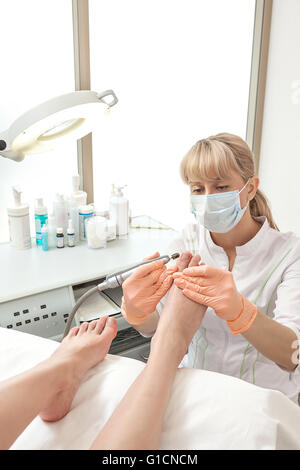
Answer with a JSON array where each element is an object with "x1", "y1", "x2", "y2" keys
[{"x1": 1, "y1": 327, "x2": 300, "y2": 450}]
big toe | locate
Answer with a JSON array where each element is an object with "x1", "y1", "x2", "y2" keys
[
  {"x1": 177, "y1": 252, "x2": 193, "y2": 271},
  {"x1": 100, "y1": 316, "x2": 118, "y2": 342}
]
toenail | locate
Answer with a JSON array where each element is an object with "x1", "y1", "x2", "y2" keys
[{"x1": 107, "y1": 317, "x2": 115, "y2": 326}]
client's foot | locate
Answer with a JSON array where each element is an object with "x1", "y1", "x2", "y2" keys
[
  {"x1": 151, "y1": 253, "x2": 206, "y2": 366},
  {"x1": 39, "y1": 316, "x2": 117, "y2": 422},
  {"x1": 176, "y1": 251, "x2": 200, "y2": 272}
]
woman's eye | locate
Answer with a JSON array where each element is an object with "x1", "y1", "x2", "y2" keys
[
  {"x1": 192, "y1": 188, "x2": 203, "y2": 193},
  {"x1": 191, "y1": 185, "x2": 229, "y2": 193}
]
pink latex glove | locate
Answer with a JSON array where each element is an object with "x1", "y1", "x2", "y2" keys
[
  {"x1": 121, "y1": 252, "x2": 178, "y2": 325},
  {"x1": 173, "y1": 265, "x2": 243, "y2": 321}
]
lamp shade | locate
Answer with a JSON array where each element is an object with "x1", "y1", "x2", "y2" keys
[{"x1": 0, "y1": 89, "x2": 118, "y2": 162}]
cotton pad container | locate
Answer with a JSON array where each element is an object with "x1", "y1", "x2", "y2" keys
[{"x1": 85, "y1": 216, "x2": 107, "y2": 249}]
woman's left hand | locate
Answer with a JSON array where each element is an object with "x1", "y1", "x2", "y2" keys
[{"x1": 173, "y1": 265, "x2": 243, "y2": 321}]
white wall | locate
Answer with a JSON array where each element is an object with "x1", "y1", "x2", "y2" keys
[
  {"x1": 0, "y1": 0, "x2": 77, "y2": 243},
  {"x1": 259, "y1": 0, "x2": 300, "y2": 235}
]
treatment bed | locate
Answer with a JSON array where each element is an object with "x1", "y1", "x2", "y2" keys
[{"x1": 1, "y1": 326, "x2": 300, "y2": 450}]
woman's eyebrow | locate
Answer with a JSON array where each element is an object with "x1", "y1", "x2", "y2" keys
[{"x1": 189, "y1": 178, "x2": 228, "y2": 184}]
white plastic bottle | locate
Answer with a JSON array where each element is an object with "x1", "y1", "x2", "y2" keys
[
  {"x1": 71, "y1": 175, "x2": 87, "y2": 206},
  {"x1": 7, "y1": 186, "x2": 31, "y2": 249},
  {"x1": 69, "y1": 175, "x2": 87, "y2": 243},
  {"x1": 34, "y1": 198, "x2": 48, "y2": 245},
  {"x1": 53, "y1": 194, "x2": 68, "y2": 234},
  {"x1": 109, "y1": 186, "x2": 129, "y2": 236},
  {"x1": 47, "y1": 214, "x2": 57, "y2": 249}
]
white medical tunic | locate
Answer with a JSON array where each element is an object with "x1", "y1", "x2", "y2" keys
[{"x1": 156, "y1": 216, "x2": 300, "y2": 403}]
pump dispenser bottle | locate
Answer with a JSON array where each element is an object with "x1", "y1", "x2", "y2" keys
[
  {"x1": 109, "y1": 185, "x2": 129, "y2": 236},
  {"x1": 71, "y1": 175, "x2": 87, "y2": 206},
  {"x1": 35, "y1": 198, "x2": 48, "y2": 245},
  {"x1": 7, "y1": 186, "x2": 31, "y2": 249}
]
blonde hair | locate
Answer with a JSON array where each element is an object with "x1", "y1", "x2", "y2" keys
[{"x1": 180, "y1": 132, "x2": 279, "y2": 230}]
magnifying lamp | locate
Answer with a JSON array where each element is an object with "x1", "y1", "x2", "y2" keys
[{"x1": 0, "y1": 89, "x2": 118, "y2": 162}]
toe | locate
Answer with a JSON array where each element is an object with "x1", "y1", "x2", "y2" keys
[
  {"x1": 177, "y1": 252, "x2": 193, "y2": 271},
  {"x1": 88, "y1": 320, "x2": 97, "y2": 332},
  {"x1": 101, "y1": 317, "x2": 118, "y2": 341},
  {"x1": 78, "y1": 322, "x2": 89, "y2": 335},
  {"x1": 69, "y1": 326, "x2": 80, "y2": 337},
  {"x1": 93, "y1": 316, "x2": 107, "y2": 334}
]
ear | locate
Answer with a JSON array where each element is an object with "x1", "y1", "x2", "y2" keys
[{"x1": 248, "y1": 176, "x2": 259, "y2": 201}]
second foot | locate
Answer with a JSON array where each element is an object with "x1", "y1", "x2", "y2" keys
[{"x1": 39, "y1": 316, "x2": 117, "y2": 422}]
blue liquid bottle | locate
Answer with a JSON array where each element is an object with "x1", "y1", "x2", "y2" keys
[
  {"x1": 35, "y1": 198, "x2": 48, "y2": 245},
  {"x1": 41, "y1": 224, "x2": 49, "y2": 251}
]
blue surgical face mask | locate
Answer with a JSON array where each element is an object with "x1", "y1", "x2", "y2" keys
[{"x1": 190, "y1": 180, "x2": 250, "y2": 233}]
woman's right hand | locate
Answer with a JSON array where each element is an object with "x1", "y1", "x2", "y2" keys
[{"x1": 121, "y1": 252, "x2": 178, "y2": 325}]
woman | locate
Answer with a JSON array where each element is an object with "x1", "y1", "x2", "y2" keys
[{"x1": 121, "y1": 133, "x2": 300, "y2": 403}]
